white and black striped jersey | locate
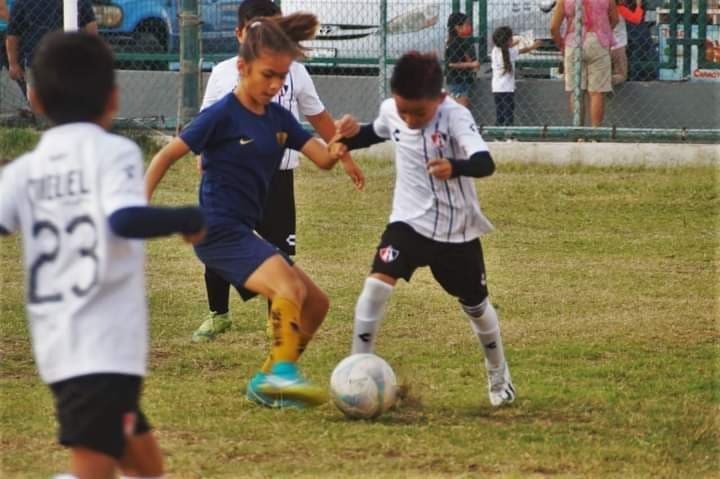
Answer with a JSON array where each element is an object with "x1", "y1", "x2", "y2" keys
[
  {"x1": 0, "y1": 123, "x2": 149, "y2": 384},
  {"x1": 201, "y1": 56, "x2": 325, "y2": 170},
  {"x1": 373, "y1": 97, "x2": 494, "y2": 243}
]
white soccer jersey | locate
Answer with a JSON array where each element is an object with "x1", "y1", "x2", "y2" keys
[
  {"x1": 0, "y1": 123, "x2": 149, "y2": 384},
  {"x1": 201, "y1": 56, "x2": 325, "y2": 170},
  {"x1": 373, "y1": 97, "x2": 494, "y2": 243}
]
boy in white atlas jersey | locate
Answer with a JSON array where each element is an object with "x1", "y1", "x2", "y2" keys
[
  {"x1": 0, "y1": 32, "x2": 206, "y2": 478},
  {"x1": 338, "y1": 51, "x2": 516, "y2": 407},
  {"x1": 193, "y1": 0, "x2": 366, "y2": 343}
]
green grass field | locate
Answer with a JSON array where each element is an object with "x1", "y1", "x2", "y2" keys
[{"x1": 1, "y1": 130, "x2": 718, "y2": 478}]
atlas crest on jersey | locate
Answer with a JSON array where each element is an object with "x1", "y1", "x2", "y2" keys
[
  {"x1": 378, "y1": 245, "x2": 399, "y2": 263},
  {"x1": 431, "y1": 131, "x2": 448, "y2": 149}
]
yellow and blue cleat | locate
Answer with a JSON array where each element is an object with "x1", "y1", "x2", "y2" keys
[{"x1": 255, "y1": 361, "x2": 328, "y2": 407}]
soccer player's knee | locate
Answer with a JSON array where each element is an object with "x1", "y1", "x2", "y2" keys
[
  {"x1": 460, "y1": 296, "x2": 489, "y2": 318},
  {"x1": 277, "y1": 274, "x2": 307, "y2": 305}
]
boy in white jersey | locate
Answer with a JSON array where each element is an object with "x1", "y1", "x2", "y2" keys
[
  {"x1": 338, "y1": 51, "x2": 516, "y2": 407},
  {"x1": 0, "y1": 32, "x2": 206, "y2": 478},
  {"x1": 193, "y1": 0, "x2": 365, "y2": 343}
]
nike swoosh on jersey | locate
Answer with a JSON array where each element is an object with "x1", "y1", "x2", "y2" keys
[{"x1": 239, "y1": 138, "x2": 254, "y2": 145}]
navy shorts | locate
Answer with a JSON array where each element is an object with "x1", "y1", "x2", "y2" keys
[
  {"x1": 194, "y1": 224, "x2": 291, "y2": 300},
  {"x1": 370, "y1": 222, "x2": 489, "y2": 305},
  {"x1": 50, "y1": 374, "x2": 151, "y2": 460}
]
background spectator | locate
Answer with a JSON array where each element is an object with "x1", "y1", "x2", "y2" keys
[
  {"x1": 5, "y1": 0, "x2": 97, "y2": 95},
  {"x1": 621, "y1": 0, "x2": 657, "y2": 81},
  {"x1": 445, "y1": 12, "x2": 479, "y2": 108},
  {"x1": 611, "y1": 0, "x2": 630, "y2": 85},
  {"x1": 491, "y1": 26, "x2": 541, "y2": 126},
  {"x1": 551, "y1": 0, "x2": 619, "y2": 126}
]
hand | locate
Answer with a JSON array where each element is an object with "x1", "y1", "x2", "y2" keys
[
  {"x1": 8, "y1": 63, "x2": 24, "y2": 81},
  {"x1": 182, "y1": 227, "x2": 206, "y2": 245},
  {"x1": 340, "y1": 154, "x2": 365, "y2": 191},
  {"x1": 334, "y1": 114, "x2": 360, "y2": 141},
  {"x1": 427, "y1": 158, "x2": 453, "y2": 180},
  {"x1": 533, "y1": 39, "x2": 543, "y2": 49},
  {"x1": 472, "y1": 60, "x2": 481, "y2": 70},
  {"x1": 328, "y1": 141, "x2": 348, "y2": 160}
]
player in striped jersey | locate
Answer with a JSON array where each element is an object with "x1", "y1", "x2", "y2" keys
[
  {"x1": 338, "y1": 51, "x2": 516, "y2": 407},
  {"x1": 194, "y1": 0, "x2": 365, "y2": 343}
]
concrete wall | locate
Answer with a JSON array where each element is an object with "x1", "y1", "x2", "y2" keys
[{"x1": 2, "y1": 69, "x2": 718, "y2": 131}]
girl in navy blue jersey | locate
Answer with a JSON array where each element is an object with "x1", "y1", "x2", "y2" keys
[{"x1": 145, "y1": 14, "x2": 356, "y2": 408}]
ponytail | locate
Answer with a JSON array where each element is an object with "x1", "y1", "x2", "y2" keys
[
  {"x1": 492, "y1": 26, "x2": 513, "y2": 75},
  {"x1": 240, "y1": 13, "x2": 318, "y2": 63}
]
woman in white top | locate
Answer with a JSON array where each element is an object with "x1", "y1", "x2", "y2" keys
[{"x1": 491, "y1": 26, "x2": 540, "y2": 126}]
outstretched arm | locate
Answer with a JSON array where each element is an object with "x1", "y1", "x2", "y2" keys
[
  {"x1": 145, "y1": 137, "x2": 191, "y2": 201},
  {"x1": 307, "y1": 110, "x2": 365, "y2": 191},
  {"x1": 339, "y1": 123, "x2": 386, "y2": 151},
  {"x1": 109, "y1": 205, "x2": 206, "y2": 244}
]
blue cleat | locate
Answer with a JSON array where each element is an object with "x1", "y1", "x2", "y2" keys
[
  {"x1": 256, "y1": 361, "x2": 328, "y2": 407},
  {"x1": 246, "y1": 371, "x2": 306, "y2": 409}
]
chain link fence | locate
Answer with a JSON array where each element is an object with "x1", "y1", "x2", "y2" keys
[{"x1": 1, "y1": 0, "x2": 718, "y2": 140}]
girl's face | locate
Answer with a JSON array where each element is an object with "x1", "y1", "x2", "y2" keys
[
  {"x1": 238, "y1": 49, "x2": 293, "y2": 105},
  {"x1": 457, "y1": 21, "x2": 472, "y2": 37}
]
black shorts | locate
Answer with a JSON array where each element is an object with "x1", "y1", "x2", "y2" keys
[
  {"x1": 256, "y1": 169, "x2": 295, "y2": 256},
  {"x1": 50, "y1": 374, "x2": 151, "y2": 460},
  {"x1": 371, "y1": 222, "x2": 489, "y2": 305}
]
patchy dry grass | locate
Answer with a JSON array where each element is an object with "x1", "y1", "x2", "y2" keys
[{"x1": 1, "y1": 129, "x2": 718, "y2": 477}]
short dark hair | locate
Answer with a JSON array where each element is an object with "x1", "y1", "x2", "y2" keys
[
  {"x1": 31, "y1": 32, "x2": 115, "y2": 125},
  {"x1": 390, "y1": 51, "x2": 443, "y2": 100},
  {"x1": 237, "y1": 0, "x2": 281, "y2": 29},
  {"x1": 447, "y1": 12, "x2": 469, "y2": 30}
]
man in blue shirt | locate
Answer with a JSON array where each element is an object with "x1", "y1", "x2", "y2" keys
[{"x1": 5, "y1": 0, "x2": 97, "y2": 94}]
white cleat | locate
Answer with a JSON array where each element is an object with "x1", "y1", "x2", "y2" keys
[{"x1": 486, "y1": 361, "x2": 516, "y2": 407}]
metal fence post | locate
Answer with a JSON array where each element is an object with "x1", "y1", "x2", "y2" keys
[
  {"x1": 572, "y1": 0, "x2": 583, "y2": 126},
  {"x1": 178, "y1": 0, "x2": 201, "y2": 130},
  {"x1": 379, "y1": 0, "x2": 388, "y2": 99}
]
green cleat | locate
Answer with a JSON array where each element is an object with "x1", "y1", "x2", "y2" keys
[
  {"x1": 256, "y1": 361, "x2": 328, "y2": 407},
  {"x1": 191, "y1": 312, "x2": 231, "y2": 343}
]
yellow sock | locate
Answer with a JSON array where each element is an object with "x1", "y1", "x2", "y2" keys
[
  {"x1": 269, "y1": 297, "x2": 301, "y2": 363},
  {"x1": 261, "y1": 329, "x2": 312, "y2": 373}
]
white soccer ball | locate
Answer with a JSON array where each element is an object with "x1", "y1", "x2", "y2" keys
[{"x1": 330, "y1": 353, "x2": 398, "y2": 419}]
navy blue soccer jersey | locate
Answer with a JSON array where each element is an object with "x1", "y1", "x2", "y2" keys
[{"x1": 180, "y1": 93, "x2": 312, "y2": 230}]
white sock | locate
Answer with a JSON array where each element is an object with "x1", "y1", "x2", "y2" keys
[
  {"x1": 53, "y1": 475, "x2": 78, "y2": 479},
  {"x1": 463, "y1": 299, "x2": 506, "y2": 369},
  {"x1": 351, "y1": 277, "x2": 393, "y2": 354}
]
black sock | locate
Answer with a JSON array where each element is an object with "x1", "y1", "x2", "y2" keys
[{"x1": 205, "y1": 267, "x2": 230, "y2": 314}]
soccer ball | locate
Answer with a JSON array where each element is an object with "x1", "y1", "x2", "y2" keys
[{"x1": 330, "y1": 353, "x2": 398, "y2": 419}]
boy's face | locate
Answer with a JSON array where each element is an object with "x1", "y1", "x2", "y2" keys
[
  {"x1": 238, "y1": 49, "x2": 292, "y2": 104},
  {"x1": 393, "y1": 94, "x2": 445, "y2": 130}
]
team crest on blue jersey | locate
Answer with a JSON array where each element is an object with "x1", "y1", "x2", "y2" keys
[
  {"x1": 276, "y1": 131, "x2": 288, "y2": 145},
  {"x1": 378, "y1": 245, "x2": 399, "y2": 263}
]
